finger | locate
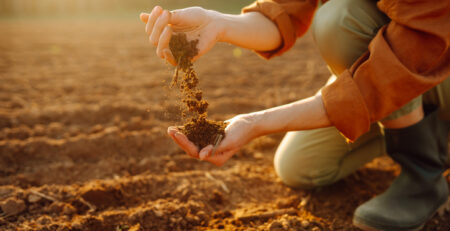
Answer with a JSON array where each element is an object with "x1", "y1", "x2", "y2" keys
[
  {"x1": 213, "y1": 136, "x2": 233, "y2": 155},
  {"x1": 150, "y1": 10, "x2": 171, "y2": 46},
  {"x1": 174, "y1": 132, "x2": 199, "y2": 157},
  {"x1": 167, "y1": 127, "x2": 199, "y2": 157},
  {"x1": 156, "y1": 26, "x2": 172, "y2": 59},
  {"x1": 146, "y1": 6, "x2": 163, "y2": 35},
  {"x1": 163, "y1": 48, "x2": 176, "y2": 66},
  {"x1": 204, "y1": 148, "x2": 238, "y2": 167},
  {"x1": 199, "y1": 145, "x2": 213, "y2": 160},
  {"x1": 169, "y1": 7, "x2": 201, "y2": 25},
  {"x1": 167, "y1": 126, "x2": 180, "y2": 137},
  {"x1": 168, "y1": 9, "x2": 184, "y2": 25},
  {"x1": 139, "y1": 13, "x2": 149, "y2": 23},
  {"x1": 168, "y1": 131, "x2": 198, "y2": 157}
]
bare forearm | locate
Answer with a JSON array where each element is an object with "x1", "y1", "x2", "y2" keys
[
  {"x1": 217, "y1": 12, "x2": 282, "y2": 51},
  {"x1": 250, "y1": 94, "x2": 331, "y2": 136}
]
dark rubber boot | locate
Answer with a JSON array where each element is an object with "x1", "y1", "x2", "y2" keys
[{"x1": 353, "y1": 106, "x2": 449, "y2": 231}]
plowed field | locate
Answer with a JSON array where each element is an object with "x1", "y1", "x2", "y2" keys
[{"x1": 0, "y1": 20, "x2": 449, "y2": 231}]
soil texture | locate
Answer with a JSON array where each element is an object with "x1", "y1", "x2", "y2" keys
[{"x1": 0, "y1": 20, "x2": 449, "y2": 231}]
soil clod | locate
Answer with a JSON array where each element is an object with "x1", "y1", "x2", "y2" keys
[{"x1": 1, "y1": 198, "x2": 26, "y2": 217}]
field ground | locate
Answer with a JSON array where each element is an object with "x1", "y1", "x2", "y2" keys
[{"x1": 0, "y1": 20, "x2": 449, "y2": 231}]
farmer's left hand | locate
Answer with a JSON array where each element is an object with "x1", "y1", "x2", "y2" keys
[
  {"x1": 140, "y1": 6, "x2": 224, "y2": 66},
  {"x1": 167, "y1": 114, "x2": 260, "y2": 166}
]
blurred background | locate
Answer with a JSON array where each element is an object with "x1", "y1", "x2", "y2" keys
[{"x1": 0, "y1": 0, "x2": 254, "y2": 20}]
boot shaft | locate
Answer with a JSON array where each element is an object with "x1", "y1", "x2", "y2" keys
[{"x1": 384, "y1": 106, "x2": 449, "y2": 180}]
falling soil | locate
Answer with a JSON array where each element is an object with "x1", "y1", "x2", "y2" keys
[{"x1": 169, "y1": 33, "x2": 226, "y2": 149}]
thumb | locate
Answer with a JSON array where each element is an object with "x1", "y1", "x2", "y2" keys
[
  {"x1": 214, "y1": 135, "x2": 234, "y2": 154},
  {"x1": 140, "y1": 13, "x2": 149, "y2": 23},
  {"x1": 169, "y1": 9, "x2": 187, "y2": 25},
  {"x1": 199, "y1": 145, "x2": 213, "y2": 160}
]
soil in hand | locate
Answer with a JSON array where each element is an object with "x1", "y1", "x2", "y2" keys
[{"x1": 169, "y1": 33, "x2": 226, "y2": 149}]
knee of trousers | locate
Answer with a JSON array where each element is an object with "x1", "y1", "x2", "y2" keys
[
  {"x1": 273, "y1": 131, "x2": 346, "y2": 189},
  {"x1": 274, "y1": 148, "x2": 341, "y2": 189},
  {"x1": 312, "y1": 0, "x2": 389, "y2": 75}
]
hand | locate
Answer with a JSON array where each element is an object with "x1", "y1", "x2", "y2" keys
[
  {"x1": 140, "y1": 6, "x2": 224, "y2": 65},
  {"x1": 167, "y1": 114, "x2": 260, "y2": 166}
]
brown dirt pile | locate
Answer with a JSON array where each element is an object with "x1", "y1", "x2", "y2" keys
[{"x1": 169, "y1": 33, "x2": 226, "y2": 149}]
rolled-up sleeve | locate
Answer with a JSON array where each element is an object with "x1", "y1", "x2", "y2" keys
[
  {"x1": 242, "y1": 0, "x2": 319, "y2": 59},
  {"x1": 321, "y1": 0, "x2": 450, "y2": 141}
]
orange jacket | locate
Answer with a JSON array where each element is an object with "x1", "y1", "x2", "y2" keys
[{"x1": 243, "y1": 0, "x2": 450, "y2": 141}]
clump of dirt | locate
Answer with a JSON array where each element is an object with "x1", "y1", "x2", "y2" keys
[{"x1": 169, "y1": 33, "x2": 226, "y2": 149}]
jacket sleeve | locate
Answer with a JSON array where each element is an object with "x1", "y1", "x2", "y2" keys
[
  {"x1": 242, "y1": 0, "x2": 319, "y2": 59},
  {"x1": 321, "y1": 0, "x2": 450, "y2": 141}
]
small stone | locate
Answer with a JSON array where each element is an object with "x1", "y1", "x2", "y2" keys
[
  {"x1": 269, "y1": 221, "x2": 283, "y2": 231},
  {"x1": 298, "y1": 196, "x2": 309, "y2": 208},
  {"x1": 154, "y1": 210, "x2": 163, "y2": 217},
  {"x1": 301, "y1": 220, "x2": 310, "y2": 228},
  {"x1": 312, "y1": 227, "x2": 321, "y2": 231},
  {"x1": 28, "y1": 194, "x2": 42, "y2": 203},
  {"x1": 0, "y1": 198, "x2": 26, "y2": 216}
]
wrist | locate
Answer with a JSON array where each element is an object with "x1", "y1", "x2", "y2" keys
[
  {"x1": 205, "y1": 9, "x2": 229, "y2": 43},
  {"x1": 219, "y1": 13, "x2": 237, "y2": 44},
  {"x1": 245, "y1": 111, "x2": 267, "y2": 138}
]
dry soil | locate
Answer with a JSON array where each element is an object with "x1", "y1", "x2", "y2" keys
[{"x1": 0, "y1": 20, "x2": 449, "y2": 231}]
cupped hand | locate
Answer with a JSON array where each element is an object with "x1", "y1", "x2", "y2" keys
[
  {"x1": 167, "y1": 114, "x2": 260, "y2": 166},
  {"x1": 140, "y1": 6, "x2": 224, "y2": 66}
]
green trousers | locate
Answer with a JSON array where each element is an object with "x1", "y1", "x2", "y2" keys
[{"x1": 274, "y1": 0, "x2": 450, "y2": 189}]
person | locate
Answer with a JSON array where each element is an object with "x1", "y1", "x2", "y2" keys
[{"x1": 139, "y1": 0, "x2": 450, "y2": 230}]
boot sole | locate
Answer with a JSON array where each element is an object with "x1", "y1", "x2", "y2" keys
[{"x1": 353, "y1": 196, "x2": 449, "y2": 231}]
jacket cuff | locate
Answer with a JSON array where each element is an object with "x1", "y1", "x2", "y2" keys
[
  {"x1": 321, "y1": 70, "x2": 371, "y2": 141},
  {"x1": 242, "y1": 0, "x2": 297, "y2": 59}
]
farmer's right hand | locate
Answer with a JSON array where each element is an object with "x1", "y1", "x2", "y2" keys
[
  {"x1": 167, "y1": 113, "x2": 261, "y2": 167},
  {"x1": 140, "y1": 6, "x2": 224, "y2": 66}
]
